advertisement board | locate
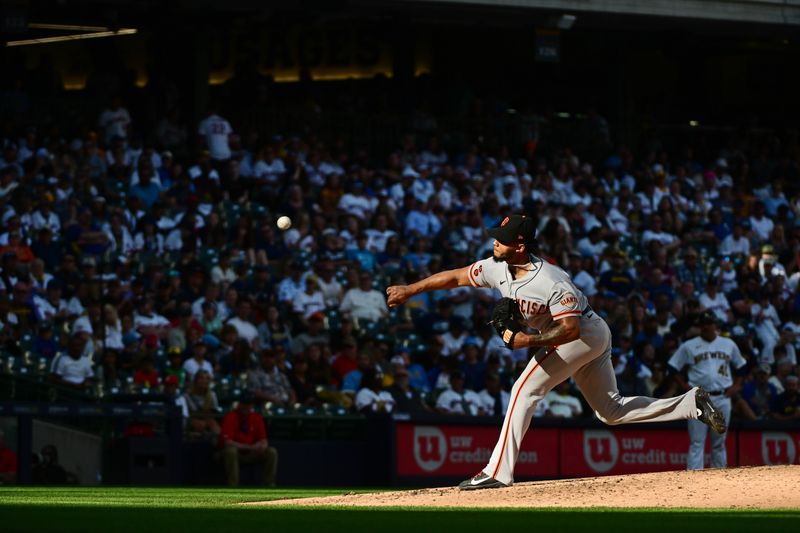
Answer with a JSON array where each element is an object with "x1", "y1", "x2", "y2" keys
[{"x1": 395, "y1": 422, "x2": 559, "y2": 477}]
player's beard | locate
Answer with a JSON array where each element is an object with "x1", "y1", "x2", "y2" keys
[{"x1": 492, "y1": 250, "x2": 511, "y2": 263}]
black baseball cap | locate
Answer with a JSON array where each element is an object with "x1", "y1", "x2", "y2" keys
[
  {"x1": 487, "y1": 215, "x2": 537, "y2": 246},
  {"x1": 696, "y1": 310, "x2": 716, "y2": 326}
]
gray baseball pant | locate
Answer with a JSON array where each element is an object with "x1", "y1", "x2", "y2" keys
[
  {"x1": 687, "y1": 395, "x2": 731, "y2": 470},
  {"x1": 482, "y1": 313, "x2": 700, "y2": 485}
]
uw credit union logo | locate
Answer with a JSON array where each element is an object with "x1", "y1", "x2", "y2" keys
[
  {"x1": 761, "y1": 432, "x2": 796, "y2": 465},
  {"x1": 584, "y1": 430, "x2": 619, "y2": 473},
  {"x1": 413, "y1": 426, "x2": 447, "y2": 472}
]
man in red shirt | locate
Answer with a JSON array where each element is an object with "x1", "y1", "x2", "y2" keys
[
  {"x1": 219, "y1": 394, "x2": 278, "y2": 486},
  {"x1": 0, "y1": 428, "x2": 17, "y2": 484}
]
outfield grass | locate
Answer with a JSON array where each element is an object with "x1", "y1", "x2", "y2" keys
[{"x1": 1, "y1": 487, "x2": 798, "y2": 532}]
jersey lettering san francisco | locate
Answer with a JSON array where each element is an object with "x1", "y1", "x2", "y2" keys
[
  {"x1": 667, "y1": 335, "x2": 746, "y2": 391},
  {"x1": 467, "y1": 254, "x2": 588, "y2": 332}
]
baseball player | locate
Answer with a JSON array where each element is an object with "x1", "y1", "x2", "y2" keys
[
  {"x1": 668, "y1": 311, "x2": 747, "y2": 470},
  {"x1": 386, "y1": 215, "x2": 725, "y2": 490}
]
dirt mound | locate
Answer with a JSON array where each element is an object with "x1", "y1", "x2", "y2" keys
[{"x1": 248, "y1": 465, "x2": 800, "y2": 509}]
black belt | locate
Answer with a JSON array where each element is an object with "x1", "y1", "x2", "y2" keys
[{"x1": 707, "y1": 390, "x2": 725, "y2": 396}]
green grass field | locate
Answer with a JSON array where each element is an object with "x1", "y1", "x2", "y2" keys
[{"x1": 1, "y1": 487, "x2": 798, "y2": 532}]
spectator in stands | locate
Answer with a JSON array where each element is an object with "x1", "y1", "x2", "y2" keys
[
  {"x1": 460, "y1": 337, "x2": 487, "y2": 391},
  {"x1": 288, "y1": 356, "x2": 319, "y2": 406},
  {"x1": 184, "y1": 369, "x2": 220, "y2": 437},
  {"x1": 197, "y1": 106, "x2": 233, "y2": 163},
  {"x1": 544, "y1": 381, "x2": 583, "y2": 418},
  {"x1": 387, "y1": 365, "x2": 428, "y2": 415},
  {"x1": 0, "y1": 428, "x2": 16, "y2": 484},
  {"x1": 699, "y1": 278, "x2": 733, "y2": 324},
  {"x1": 226, "y1": 297, "x2": 259, "y2": 346},
  {"x1": 290, "y1": 311, "x2": 329, "y2": 356},
  {"x1": 752, "y1": 291, "x2": 783, "y2": 364},
  {"x1": 219, "y1": 394, "x2": 278, "y2": 486},
  {"x1": 436, "y1": 371, "x2": 482, "y2": 415},
  {"x1": 478, "y1": 373, "x2": 510, "y2": 418},
  {"x1": 676, "y1": 248, "x2": 707, "y2": 290},
  {"x1": 182, "y1": 338, "x2": 214, "y2": 380},
  {"x1": 340, "y1": 272, "x2": 389, "y2": 323},
  {"x1": 50, "y1": 334, "x2": 95, "y2": 391},
  {"x1": 749, "y1": 201, "x2": 774, "y2": 243},
  {"x1": 133, "y1": 356, "x2": 160, "y2": 388},
  {"x1": 719, "y1": 222, "x2": 750, "y2": 258},
  {"x1": 355, "y1": 369, "x2": 396, "y2": 414},
  {"x1": 32, "y1": 445, "x2": 75, "y2": 484},
  {"x1": 598, "y1": 250, "x2": 635, "y2": 298},
  {"x1": 292, "y1": 275, "x2": 325, "y2": 324},
  {"x1": 771, "y1": 375, "x2": 800, "y2": 420},
  {"x1": 331, "y1": 336, "x2": 359, "y2": 387},
  {"x1": 742, "y1": 364, "x2": 778, "y2": 419},
  {"x1": 247, "y1": 349, "x2": 295, "y2": 407}
]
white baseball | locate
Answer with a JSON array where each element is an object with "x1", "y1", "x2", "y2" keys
[{"x1": 276, "y1": 216, "x2": 292, "y2": 230}]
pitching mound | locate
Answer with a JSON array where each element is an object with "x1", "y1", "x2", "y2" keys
[{"x1": 249, "y1": 465, "x2": 800, "y2": 509}]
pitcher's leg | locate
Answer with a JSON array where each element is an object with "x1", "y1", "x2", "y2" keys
[
  {"x1": 483, "y1": 346, "x2": 572, "y2": 485},
  {"x1": 710, "y1": 398, "x2": 732, "y2": 468},
  {"x1": 573, "y1": 350, "x2": 699, "y2": 424},
  {"x1": 687, "y1": 419, "x2": 708, "y2": 470}
]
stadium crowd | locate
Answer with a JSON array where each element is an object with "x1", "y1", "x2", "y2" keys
[{"x1": 1, "y1": 93, "x2": 800, "y2": 443}]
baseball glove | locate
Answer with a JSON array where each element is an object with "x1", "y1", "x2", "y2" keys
[{"x1": 489, "y1": 297, "x2": 524, "y2": 348}]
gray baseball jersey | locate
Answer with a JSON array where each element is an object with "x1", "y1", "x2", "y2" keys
[
  {"x1": 668, "y1": 335, "x2": 747, "y2": 391},
  {"x1": 467, "y1": 254, "x2": 589, "y2": 331}
]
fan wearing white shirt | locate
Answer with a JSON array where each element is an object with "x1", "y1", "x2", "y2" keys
[
  {"x1": 197, "y1": 110, "x2": 233, "y2": 161},
  {"x1": 355, "y1": 371, "x2": 397, "y2": 414},
  {"x1": 292, "y1": 276, "x2": 326, "y2": 322},
  {"x1": 544, "y1": 381, "x2": 583, "y2": 418},
  {"x1": 718, "y1": 223, "x2": 750, "y2": 257},
  {"x1": 748, "y1": 201, "x2": 774, "y2": 243},
  {"x1": 50, "y1": 335, "x2": 95, "y2": 389},
  {"x1": 478, "y1": 374, "x2": 511, "y2": 417},
  {"x1": 253, "y1": 146, "x2": 287, "y2": 183},
  {"x1": 182, "y1": 339, "x2": 215, "y2": 380},
  {"x1": 340, "y1": 272, "x2": 389, "y2": 323},
  {"x1": 641, "y1": 215, "x2": 680, "y2": 251},
  {"x1": 436, "y1": 372, "x2": 484, "y2": 416},
  {"x1": 699, "y1": 279, "x2": 733, "y2": 324},
  {"x1": 97, "y1": 97, "x2": 131, "y2": 144},
  {"x1": 226, "y1": 299, "x2": 259, "y2": 346}
]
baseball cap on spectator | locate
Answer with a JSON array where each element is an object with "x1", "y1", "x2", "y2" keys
[
  {"x1": 402, "y1": 166, "x2": 420, "y2": 178},
  {"x1": 123, "y1": 332, "x2": 141, "y2": 346},
  {"x1": 71, "y1": 319, "x2": 92, "y2": 336},
  {"x1": 164, "y1": 374, "x2": 179, "y2": 387},
  {"x1": 463, "y1": 336, "x2": 481, "y2": 348},
  {"x1": 695, "y1": 311, "x2": 716, "y2": 326},
  {"x1": 502, "y1": 162, "x2": 516, "y2": 174},
  {"x1": 390, "y1": 355, "x2": 406, "y2": 366},
  {"x1": 487, "y1": 215, "x2": 537, "y2": 246},
  {"x1": 309, "y1": 311, "x2": 325, "y2": 322},
  {"x1": 731, "y1": 325, "x2": 747, "y2": 337},
  {"x1": 162, "y1": 150, "x2": 173, "y2": 160}
]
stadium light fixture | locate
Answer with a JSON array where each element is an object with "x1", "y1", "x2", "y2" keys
[
  {"x1": 556, "y1": 14, "x2": 577, "y2": 30},
  {"x1": 6, "y1": 28, "x2": 137, "y2": 47},
  {"x1": 28, "y1": 23, "x2": 109, "y2": 31}
]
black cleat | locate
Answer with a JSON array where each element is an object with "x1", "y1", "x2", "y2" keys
[
  {"x1": 696, "y1": 387, "x2": 726, "y2": 434},
  {"x1": 458, "y1": 472, "x2": 507, "y2": 491}
]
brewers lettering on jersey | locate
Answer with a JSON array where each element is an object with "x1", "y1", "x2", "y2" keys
[
  {"x1": 386, "y1": 215, "x2": 726, "y2": 490},
  {"x1": 668, "y1": 311, "x2": 746, "y2": 470}
]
